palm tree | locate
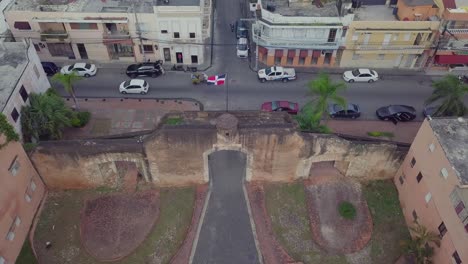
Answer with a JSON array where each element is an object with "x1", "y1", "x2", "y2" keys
[
  {"x1": 426, "y1": 75, "x2": 468, "y2": 117},
  {"x1": 297, "y1": 73, "x2": 347, "y2": 132},
  {"x1": 51, "y1": 72, "x2": 83, "y2": 109},
  {"x1": 21, "y1": 91, "x2": 73, "y2": 141},
  {"x1": 401, "y1": 222, "x2": 441, "y2": 264}
]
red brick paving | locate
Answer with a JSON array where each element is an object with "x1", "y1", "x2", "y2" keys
[{"x1": 170, "y1": 185, "x2": 208, "y2": 264}]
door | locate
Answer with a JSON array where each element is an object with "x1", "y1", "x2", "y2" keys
[
  {"x1": 363, "y1": 33, "x2": 371, "y2": 45},
  {"x1": 394, "y1": 54, "x2": 403, "y2": 67},
  {"x1": 163, "y1": 48, "x2": 171, "y2": 62},
  {"x1": 176, "y1": 52, "x2": 183, "y2": 63},
  {"x1": 382, "y1": 34, "x2": 392, "y2": 46},
  {"x1": 77, "y1": 43, "x2": 88, "y2": 59}
]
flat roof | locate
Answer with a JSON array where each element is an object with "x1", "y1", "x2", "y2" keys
[
  {"x1": 353, "y1": 5, "x2": 398, "y2": 21},
  {"x1": 401, "y1": 0, "x2": 436, "y2": 6},
  {"x1": 7, "y1": 0, "x2": 200, "y2": 13},
  {"x1": 429, "y1": 118, "x2": 468, "y2": 184},
  {"x1": 261, "y1": 0, "x2": 341, "y2": 17},
  {"x1": 0, "y1": 42, "x2": 28, "y2": 112}
]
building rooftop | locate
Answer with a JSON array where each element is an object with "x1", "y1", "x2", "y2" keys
[
  {"x1": 0, "y1": 42, "x2": 28, "y2": 112},
  {"x1": 7, "y1": 0, "x2": 200, "y2": 13},
  {"x1": 401, "y1": 0, "x2": 435, "y2": 6},
  {"x1": 429, "y1": 117, "x2": 468, "y2": 184},
  {"x1": 261, "y1": 0, "x2": 341, "y2": 17},
  {"x1": 353, "y1": 5, "x2": 398, "y2": 21}
]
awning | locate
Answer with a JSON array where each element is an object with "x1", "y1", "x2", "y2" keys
[
  {"x1": 275, "y1": 50, "x2": 283, "y2": 57},
  {"x1": 312, "y1": 50, "x2": 321, "y2": 58},
  {"x1": 258, "y1": 46, "x2": 267, "y2": 55},
  {"x1": 287, "y1": 50, "x2": 296, "y2": 58},
  {"x1": 435, "y1": 54, "x2": 468, "y2": 64}
]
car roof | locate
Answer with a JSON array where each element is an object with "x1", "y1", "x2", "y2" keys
[
  {"x1": 358, "y1": 69, "x2": 371, "y2": 74},
  {"x1": 388, "y1": 105, "x2": 416, "y2": 113},
  {"x1": 332, "y1": 103, "x2": 358, "y2": 111},
  {"x1": 73, "y1": 63, "x2": 87, "y2": 68},
  {"x1": 238, "y1": 38, "x2": 248, "y2": 44},
  {"x1": 129, "y1": 79, "x2": 145, "y2": 85}
]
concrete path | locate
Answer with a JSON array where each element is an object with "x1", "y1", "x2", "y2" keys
[{"x1": 192, "y1": 150, "x2": 260, "y2": 264}]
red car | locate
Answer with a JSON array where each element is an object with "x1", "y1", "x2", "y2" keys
[{"x1": 261, "y1": 101, "x2": 299, "y2": 115}]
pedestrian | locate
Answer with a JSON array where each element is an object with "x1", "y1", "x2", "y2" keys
[{"x1": 230, "y1": 23, "x2": 234, "y2": 32}]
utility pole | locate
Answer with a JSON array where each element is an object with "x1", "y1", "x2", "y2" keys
[{"x1": 133, "y1": 3, "x2": 146, "y2": 62}]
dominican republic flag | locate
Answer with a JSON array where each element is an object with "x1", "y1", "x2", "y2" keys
[{"x1": 207, "y1": 74, "x2": 226, "y2": 85}]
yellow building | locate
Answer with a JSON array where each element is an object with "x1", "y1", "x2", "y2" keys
[{"x1": 340, "y1": 4, "x2": 440, "y2": 69}]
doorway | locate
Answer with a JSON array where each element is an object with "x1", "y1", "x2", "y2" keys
[
  {"x1": 77, "y1": 43, "x2": 88, "y2": 59},
  {"x1": 176, "y1": 52, "x2": 183, "y2": 63},
  {"x1": 163, "y1": 48, "x2": 171, "y2": 62},
  {"x1": 191, "y1": 55, "x2": 198, "y2": 64}
]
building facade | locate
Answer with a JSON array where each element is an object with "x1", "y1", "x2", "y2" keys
[
  {"x1": 0, "y1": 40, "x2": 51, "y2": 137},
  {"x1": 253, "y1": 0, "x2": 354, "y2": 68},
  {"x1": 0, "y1": 133, "x2": 46, "y2": 264},
  {"x1": 4, "y1": 0, "x2": 211, "y2": 65},
  {"x1": 394, "y1": 118, "x2": 468, "y2": 264},
  {"x1": 340, "y1": 4, "x2": 440, "y2": 69}
]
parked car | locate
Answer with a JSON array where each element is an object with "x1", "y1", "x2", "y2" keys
[
  {"x1": 236, "y1": 20, "x2": 248, "y2": 39},
  {"x1": 449, "y1": 64, "x2": 468, "y2": 72},
  {"x1": 343, "y1": 69, "x2": 379, "y2": 83},
  {"x1": 237, "y1": 37, "x2": 249, "y2": 58},
  {"x1": 257, "y1": 66, "x2": 296, "y2": 83},
  {"x1": 119, "y1": 79, "x2": 149, "y2": 94},
  {"x1": 41, "y1": 62, "x2": 59, "y2": 76},
  {"x1": 261, "y1": 101, "x2": 299, "y2": 115},
  {"x1": 328, "y1": 103, "x2": 361, "y2": 119},
  {"x1": 60, "y1": 63, "x2": 97, "y2": 77},
  {"x1": 126, "y1": 61, "x2": 164, "y2": 78},
  {"x1": 423, "y1": 105, "x2": 456, "y2": 117},
  {"x1": 376, "y1": 105, "x2": 416, "y2": 121}
]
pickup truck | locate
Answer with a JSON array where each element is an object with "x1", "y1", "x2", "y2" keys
[{"x1": 257, "y1": 66, "x2": 296, "y2": 83}]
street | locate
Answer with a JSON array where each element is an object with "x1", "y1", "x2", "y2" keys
[{"x1": 52, "y1": 0, "x2": 445, "y2": 121}]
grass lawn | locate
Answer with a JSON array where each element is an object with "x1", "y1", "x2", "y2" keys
[
  {"x1": 264, "y1": 180, "x2": 409, "y2": 264},
  {"x1": 16, "y1": 238, "x2": 37, "y2": 264},
  {"x1": 33, "y1": 187, "x2": 195, "y2": 264}
]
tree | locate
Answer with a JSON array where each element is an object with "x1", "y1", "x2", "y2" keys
[
  {"x1": 296, "y1": 73, "x2": 347, "y2": 132},
  {"x1": 426, "y1": 75, "x2": 468, "y2": 117},
  {"x1": 21, "y1": 90, "x2": 73, "y2": 141},
  {"x1": 401, "y1": 222, "x2": 441, "y2": 264},
  {"x1": 51, "y1": 72, "x2": 83, "y2": 109}
]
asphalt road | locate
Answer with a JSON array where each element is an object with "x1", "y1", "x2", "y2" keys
[
  {"x1": 192, "y1": 150, "x2": 260, "y2": 264},
  {"x1": 50, "y1": 0, "x2": 450, "y2": 121}
]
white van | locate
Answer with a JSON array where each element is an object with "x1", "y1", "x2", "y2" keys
[{"x1": 237, "y1": 38, "x2": 248, "y2": 58}]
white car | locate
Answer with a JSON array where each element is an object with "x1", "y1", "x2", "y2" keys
[
  {"x1": 343, "y1": 69, "x2": 378, "y2": 83},
  {"x1": 60, "y1": 63, "x2": 97, "y2": 77},
  {"x1": 119, "y1": 79, "x2": 149, "y2": 94},
  {"x1": 237, "y1": 38, "x2": 249, "y2": 58}
]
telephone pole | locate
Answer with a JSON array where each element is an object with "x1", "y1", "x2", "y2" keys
[{"x1": 133, "y1": 3, "x2": 146, "y2": 62}]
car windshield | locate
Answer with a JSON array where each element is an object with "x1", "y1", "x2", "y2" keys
[
  {"x1": 351, "y1": 69, "x2": 360, "y2": 77},
  {"x1": 123, "y1": 81, "x2": 131, "y2": 87},
  {"x1": 271, "y1": 101, "x2": 278, "y2": 110},
  {"x1": 85, "y1": 64, "x2": 92, "y2": 69},
  {"x1": 333, "y1": 104, "x2": 344, "y2": 112},
  {"x1": 265, "y1": 68, "x2": 272, "y2": 75},
  {"x1": 289, "y1": 102, "x2": 296, "y2": 109},
  {"x1": 67, "y1": 65, "x2": 74, "y2": 71},
  {"x1": 388, "y1": 106, "x2": 405, "y2": 114},
  {"x1": 143, "y1": 81, "x2": 148, "y2": 87},
  {"x1": 238, "y1": 44, "x2": 248, "y2": 50}
]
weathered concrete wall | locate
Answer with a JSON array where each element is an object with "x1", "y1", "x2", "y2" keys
[{"x1": 31, "y1": 139, "x2": 147, "y2": 190}]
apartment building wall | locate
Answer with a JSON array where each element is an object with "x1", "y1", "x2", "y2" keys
[
  {"x1": 396, "y1": 0, "x2": 438, "y2": 21},
  {"x1": 0, "y1": 134, "x2": 46, "y2": 264},
  {"x1": 394, "y1": 120, "x2": 468, "y2": 263},
  {"x1": 340, "y1": 20, "x2": 439, "y2": 69}
]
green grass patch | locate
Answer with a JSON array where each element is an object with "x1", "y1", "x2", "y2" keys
[
  {"x1": 33, "y1": 187, "x2": 196, "y2": 264},
  {"x1": 16, "y1": 238, "x2": 37, "y2": 264},
  {"x1": 23, "y1": 143, "x2": 38, "y2": 153},
  {"x1": 367, "y1": 131, "x2": 395, "y2": 138},
  {"x1": 338, "y1": 202, "x2": 356, "y2": 220},
  {"x1": 164, "y1": 117, "x2": 183, "y2": 125}
]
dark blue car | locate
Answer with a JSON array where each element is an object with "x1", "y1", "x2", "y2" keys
[{"x1": 41, "y1": 62, "x2": 59, "y2": 76}]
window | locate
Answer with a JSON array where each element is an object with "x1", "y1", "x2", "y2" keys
[
  {"x1": 10, "y1": 108, "x2": 19, "y2": 122},
  {"x1": 328, "y1": 28, "x2": 337, "y2": 42},
  {"x1": 34, "y1": 43, "x2": 40, "y2": 51},
  {"x1": 70, "y1": 23, "x2": 98, "y2": 30},
  {"x1": 429, "y1": 143, "x2": 435, "y2": 152},
  {"x1": 441, "y1": 168, "x2": 449, "y2": 180},
  {"x1": 378, "y1": 54, "x2": 385, "y2": 60},
  {"x1": 34, "y1": 65, "x2": 40, "y2": 79},
  {"x1": 427, "y1": 33, "x2": 433, "y2": 41},
  {"x1": 425, "y1": 192, "x2": 432, "y2": 203},
  {"x1": 31, "y1": 180, "x2": 36, "y2": 191},
  {"x1": 19, "y1": 86, "x2": 28, "y2": 102},
  {"x1": 25, "y1": 194, "x2": 32, "y2": 203},
  {"x1": 0, "y1": 256, "x2": 5, "y2": 264},
  {"x1": 140, "y1": 45, "x2": 154, "y2": 54},
  {"x1": 6, "y1": 217, "x2": 19, "y2": 241},
  {"x1": 298, "y1": 57, "x2": 305, "y2": 65},
  {"x1": 399, "y1": 175, "x2": 404, "y2": 185},
  {"x1": 410, "y1": 157, "x2": 416, "y2": 168},
  {"x1": 14, "y1": 21, "x2": 31, "y2": 30},
  {"x1": 456, "y1": 201, "x2": 465, "y2": 215},
  {"x1": 341, "y1": 28, "x2": 347, "y2": 38},
  {"x1": 15, "y1": 217, "x2": 21, "y2": 226},
  {"x1": 438, "y1": 222, "x2": 447, "y2": 237},
  {"x1": 416, "y1": 172, "x2": 423, "y2": 183},
  {"x1": 352, "y1": 33, "x2": 359, "y2": 41},
  {"x1": 161, "y1": 30, "x2": 168, "y2": 34},
  {"x1": 404, "y1": 33, "x2": 411, "y2": 41},
  {"x1": 173, "y1": 32, "x2": 180, "y2": 38},
  {"x1": 191, "y1": 55, "x2": 198, "y2": 64},
  {"x1": 9, "y1": 156, "x2": 20, "y2": 176},
  {"x1": 189, "y1": 32, "x2": 196, "y2": 38},
  {"x1": 453, "y1": 251, "x2": 462, "y2": 264},
  {"x1": 352, "y1": 53, "x2": 360, "y2": 60},
  {"x1": 412, "y1": 210, "x2": 418, "y2": 221}
]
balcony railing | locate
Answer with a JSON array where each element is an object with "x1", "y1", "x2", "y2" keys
[
  {"x1": 447, "y1": 28, "x2": 468, "y2": 34},
  {"x1": 355, "y1": 43, "x2": 429, "y2": 50},
  {"x1": 103, "y1": 30, "x2": 130, "y2": 39},
  {"x1": 254, "y1": 34, "x2": 338, "y2": 49},
  {"x1": 40, "y1": 30, "x2": 68, "y2": 41}
]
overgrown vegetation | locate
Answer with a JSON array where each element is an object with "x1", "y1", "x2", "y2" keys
[
  {"x1": 51, "y1": 72, "x2": 83, "y2": 110},
  {"x1": 16, "y1": 238, "x2": 37, "y2": 264},
  {"x1": 400, "y1": 223, "x2": 440, "y2": 264},
  {"x1": 165, "y1": 117, "x2": 183, "y2": 125},
  {"x1": 338, "y1": 201, "x2": 357, "y2": 220},
  {"x1": 71, "y1": 111, "x2": 91, "y2": 128},
  {"x1": 0, "y1": 113, "x2": 19, "y2": 147},
  {"x1": 367, "y1": 131, "x2": 395, "y2": 138},
  {"x1": 426, "y1": 74, "x2": 468, "y2": 117}
]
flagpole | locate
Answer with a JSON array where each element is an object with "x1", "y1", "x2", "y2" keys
[{"x1": 225, "y1": 73, "x2": 229, "y2": 112}]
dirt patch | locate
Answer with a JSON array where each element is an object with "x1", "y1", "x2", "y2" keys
[
  {"x1": 305, "y1": 178, "x2": 372, "y2": 254},
  {"x1": 246, "y1": 182, "x2": 295, "y2": 264},
  {"x1": 80, "y1": 191, "x2": 160, "y2": 261}
]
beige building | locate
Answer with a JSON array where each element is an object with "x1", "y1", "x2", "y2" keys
[
  {"x1": 4, "y1": 0, "x2": 211, "y2": 65},
  {"x1": 0, "y1": 133, "x2": 46, "y2": 264},
  {"x1": 395, "y1": 117, "x2": 468, "y2": 264}
]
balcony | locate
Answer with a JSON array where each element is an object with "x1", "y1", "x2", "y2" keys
[
  {"x1": 253, "y1": 33, "x2": 338, "y2": 49},
  {"x1": 447, "y1": 28, "x2": 468, "y2": 34},
  {"x1": 103, "y1": 23, "x2": 130, "y2": 39},
  {"x1": 39, "y1": 22, "x2": 68, "y2": 41}
]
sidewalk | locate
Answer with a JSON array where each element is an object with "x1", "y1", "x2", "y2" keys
[{"x1": 63, "y1": 98, "x2": 201, "y2": 139}]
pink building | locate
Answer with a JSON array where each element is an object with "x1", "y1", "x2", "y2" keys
[
  {"x1": 0, "y1": 133, "x2": 45, "y2": 264},
  {"x1": 395, "y1": 117, "x2": 468, "y2": 264}
]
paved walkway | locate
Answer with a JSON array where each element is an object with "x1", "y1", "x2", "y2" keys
[
  {"x1": 63, "y1": 98, "x2": 201, "y2": 139},
  {"x1": 192, "y1": 150, "x2": 260, "y2": 264}
]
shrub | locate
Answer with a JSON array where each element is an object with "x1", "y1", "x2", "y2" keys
[
  {"x1": 338, "y1": 201, "x2": 357, "y2": 220},
  {"x1": 165, "y1": 117, "x2": 183, "y2": 125},
  {"x1": 0, "y1": 113, "x2": 19, "y2": 145},
  {"x1": 76, "y1": 111, "x2": 91, "y2": 127},
  {"x1": 71, "y1": 117, "x2": 82, "y2": 128},
  {"x1": 367, "y1": 131, "x2": 395, "y2": 138}
]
